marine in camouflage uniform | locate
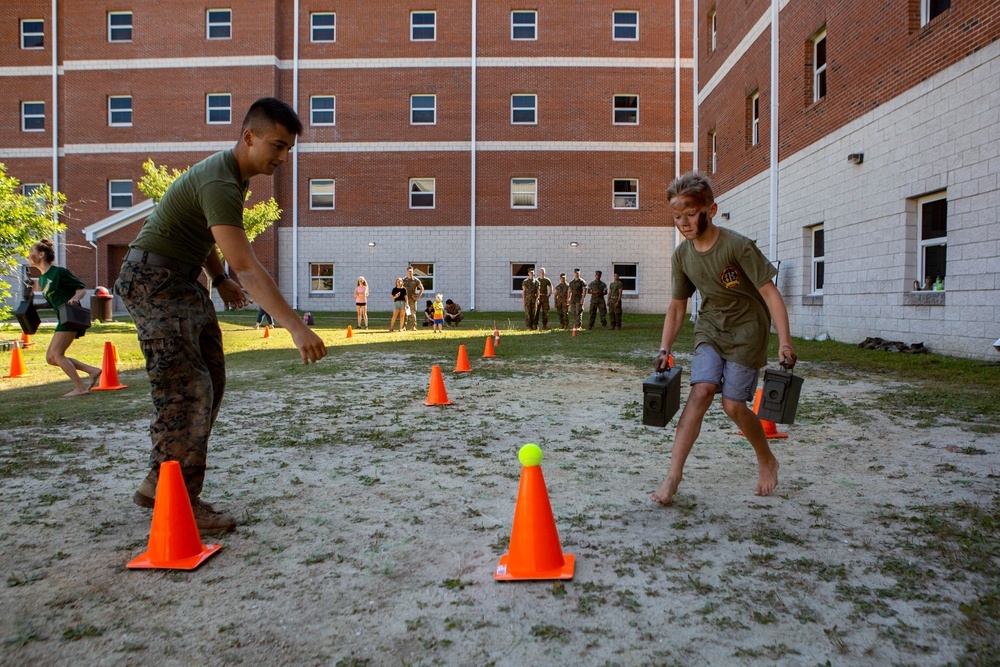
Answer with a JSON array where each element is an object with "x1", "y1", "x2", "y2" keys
[
  {"x1": 402, "y1": 267, "x2": 425, "y2": 331},
  {"x1": 568, "y1": 269, "x2": 587, "y2": 329},
  {"x1": 587, "y1": 270, "x2": 608, "y2": 329},
  {"x1": 536, "y1": 268, "x2": 552, "y2": 329},
  {"x1": 608, "y1": 274, "x2": 624, "y2": 329},
  {"x1": 521, "y1": 269, "x2": 540, "y2": 330},
  {"x1": 553, "y1": 273, "x2": 570, "y2": 328}
]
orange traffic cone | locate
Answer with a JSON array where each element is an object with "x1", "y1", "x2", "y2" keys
[
  {"x1": 483, "y1": 335, "x2": 496, "y2": 358},
  {"x1": 20, "y1": 333, "x2": 34, "y2": 349},
  {"x1": 112, "y1": 343, "x2": 120, "y2": 365},
  {"x1": 493, "y1": 322, "x2": 501, "y2": 347},
  {"x1": 739, "y1": 389, "x2": 788, "y2": 439},
  {"x1": 127, "y1": 461, "x2": 222, "y2": 570},
  {"x1": 422, "y1": 365, "x2": 452, "y2": 406},
  {"x1": 346, "y1": 325, "x2": 353, "y2": 339},
  {"x1": 571, "y1": 325, "x2": 577, "y2": 337},
  {"x1": 263, "y1": 325, "x2": 270, "y2": 339},
  {"x1": 91, "y1": 341, "x2": 127, "y2": 391},
  {"x1": 5, "y1": 345, "x2": 30, "y2": 378},
  {"x1": 454, "y1": 345, "x2": 472, "y2": 373},
  {"x1": 668, "y1": 353, "x2": 674, "y2": 367},
  {"x1": 495, "y1": 450, "x2": 575, "y2": 581}
]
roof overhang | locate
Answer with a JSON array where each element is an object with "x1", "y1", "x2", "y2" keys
[{"x1": 82, "y1": 198, "x2": 155, "y2": 242}]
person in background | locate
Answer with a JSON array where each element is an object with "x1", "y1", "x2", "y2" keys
[
  {"x1": 355, "y1": 276, "x2": 369, "y2": 330},
  {"x1": 553, "y1": 272, "x2": 570, "y2": 329},
  {"x1": 444, "y1": 299, "x2": 463, "y2": 327},
  {"x1": 254, "y1": 306, "x2": 275, "y2": 330},
  {"x1": 389, "y1": 278, "x2": 407, "y2": 332},
  {"x1": 422, "y1": 299, "x2": 435, "y2": 327},
  {"x1": 432, "y1": 294, "x2": 445, "y2": 333}
]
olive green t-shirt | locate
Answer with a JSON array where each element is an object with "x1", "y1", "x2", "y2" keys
[
  {"x1": 671, "y1": 227, "x2": 778, "y2": 368},
  {"x1": 131, "y1": 150, "x2": 248, "y2": 265}
]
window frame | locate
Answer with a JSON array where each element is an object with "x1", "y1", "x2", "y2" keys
[
  {"x1": 22, "y1": 183, "x2": 43, "y2": 197},
  {"x1": 511, "y1": 263, "x2": 536, "y2": 293},
  {"x1": 613, "y1": 263, "x2": 638, "y2": 294},
  {"x1": 108, "y1": 95, "x2": 133, "y2": 127},
  {"x1": 21, "y1": 19, "x2": 44, "y2": 49},
  {"x1": 411, "y1": 11, "x2": 436, "y2": 41},
  {"x1": 708, "y1": 130, "x2": 717, "y2": 173},
  {"x1": 206, "y1": 93, "x2": 232, "y2": 125},
  {"x1": 410, "y1": 94, "x2": 437, "y2": 125},
  {"x1": 511, "y1": 94, "x2": 538, "y2": 125},
  {"x1": 21, "y1": 102, "x2": 45, "y2": 132},
  {"x1": 409, "y1": 178, "x2": 436, "y2": 209},
  {"x1": 511, "y1": 10, "x2": 537, "y2": 40},
  {"x1": 109, "y1": 180, "x2": 133, "y2": 210},
  {"x1": 309, "y1": 179, "x2": 335, "y2": 210},
  {"x1": 310, "y1": 95, "x2": 336, "y2": 126},
  {"x1": 311, "y1": 12, "x2": 336, "y2": 42},
  {"x1": 613, "y1": 94, "x2": 639, "y2": 125},
  {"x1": 810, "y1": 225, "x2": 825, "y2": 295},
  {"x1": 917, "y1": 192, "x2": 947, "y2": 289},
  {"x1": 206, "y1": 8, "x2": 232, "y2": 40},
  {"x1": 511, "y1": 178, "x2": 538, "y2": 209},
  {"x1": 612, "y1": 179, "x2": 638, "y2": 210},
  {"x1": 613, "y1": 10, "x2": 638, "y2": 41},
  {"x1": 708, "y1": 8, "x2": 717, "y2": 52},
  {"x1": 108, "y1": 11, "x2": 133, "y2": 42},
  {"x1": 921, "y1": 0, "x2": 951, "y2": 26},
  {"x1": 409, "y1": 262, "x2": 435, "y2": 292},
  {"x1": 750, "y1": 91, "x2": 760, "y2": 146},
  {"x1": 813, "y1": 30, "x2": 827, "y2": 103},
  {"x1": 310, "y1": 262, "x2": 335, "y2": 294}
]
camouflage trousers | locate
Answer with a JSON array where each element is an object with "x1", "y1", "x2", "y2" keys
[
  {"x1": 524, "y1": 301, "x2": 539, "y2": 330},
  {"x1": 537, "y1": 299, "x2": 550, "y2": 329},
  {"x1": 588, "y1": 298, "x2": 607, "y2": 328},
  {"x1": 570, "y1": 300, "x2": 584, "y2": 329},
  {"x1": 555, "y1": 299, "x2": 569, "y2": 328},
  {"x1": 115, "y1": 262, "x2": 225, "y2": 499},
  {"x1": 406, "y1": 296, "x2": 419, "y2": 330},
  {"x1": 609, "y1": 298, "x2": 623, "y2": 328}
]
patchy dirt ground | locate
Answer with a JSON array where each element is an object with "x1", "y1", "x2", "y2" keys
[{"x1": 1, "y1": 349, "x2": 998, "y2": 666}]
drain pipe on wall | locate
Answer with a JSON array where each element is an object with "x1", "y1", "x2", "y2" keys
[
  {"x1": 292, "y1": 0, "x2": 300, "y2": 308},
  {"x1": 768, "y1": 0, "x2": 779, "y2": 264},
  {"x1": 52, "y1": 0, "x2": 62, "y2": 265},
  {"x1": 469, "y1": 0, "x2": 477, "y2": 311}
]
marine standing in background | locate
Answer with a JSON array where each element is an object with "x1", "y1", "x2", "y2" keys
[
  {"x1": 587, "y1": 270, "x2": 608, "y2": 329},
  {"x1": 401, "y1": 266, "x2": 424, "y2": 332},
  {"x1": 521, "y1": 269, "x2": 540, "y2": 330},
  {"x1": 553, "y1": 273, "x2": 570, "y2": 329},
  {"x1": 608, "y1": 272, "x2": 624, "y2": 330},
  {"x1": 568, "y1": 268, "x2": 587, "y2": 329},
  {"x1": 536, "y1": 267, "x2": 552, "y2": 330}
]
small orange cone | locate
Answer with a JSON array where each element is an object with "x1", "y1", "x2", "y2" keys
[
  {"x1": 668, "y1": 353, "x2": 674, "y2": 367},
  {"x1": 739, "y1": 389, "x2": 788, "y2": 439},
  {"x1": 346, "y1": 325, "x2": 353, "y2": 339},
  {"x1": 422, "y1": 365, "x2": 452, "y2": 406},
  {"x1": 453, "y1": 345, "x2": 472, "y2": 373},
  {"x1": 263, "y1": 325, "x2": 270, "y2": 339},
  {"x1": 91, "y1": 341, "x2": 127, "y2": 391},
  {"x1": 5, "y1": 345, "x2": 30, "y2": 378},
  {"x1": 495, "y1": 448, "x2": 575, "y2": 581},
  {"x1": 493, "y1": 322, "x2": 501, "y2": 347},
  {"x1": 112, "y1": 343, "x2": 120, "y2": 365},
  {"x1": 483, "y1": 336, "x2": 496, "y2": 358},
  {"x1": 20, "y1": 333, "x2": 34, "y2": 349},
  {"x1": 571, "y1": 325, "x2": 577, "y2": 337},
  {"x1": 127, "y1": 461, "x2": 222, "y2": 570}
]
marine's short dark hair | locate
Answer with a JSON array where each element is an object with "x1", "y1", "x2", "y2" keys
[
  {"x1": 595, "y1": 270, "x2": 602, "y2": 278},
  {"x1": 242, "y1": 97, "x2": 303, "y2": 136},
  {"x1": 559, "y1": 272, "x2": 566, "y2": 277},
  {"x1": 445, "y1": 299, "x2": 454, "y2": 305}
]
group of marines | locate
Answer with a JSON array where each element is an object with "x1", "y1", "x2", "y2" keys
[{"x1": 521, "y1": 268, "x2": 625, "y2": 331}]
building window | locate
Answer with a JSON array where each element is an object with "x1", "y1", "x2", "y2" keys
[
  {"x1": 109, "y1": 180, "x2": 133, "y2": 210},
  {"x1": 411, "y1": 11, "x2": 436, "y2": 41},
  {"x1": 207, "y1": 9, "x2": 232, "y2": 40},
  {"x1": 21, "y1": 20, "x2": 44, "y2": 49},
  {"x1": 613, "y1": 95, "x2": 638, "y2": 125},
  {"x1": 409, "y1": 262, "x2": 435, "y2": 291},
  {"x1": 813, "y1": 30, "x2": 827, "y2": 103},
  {"x1": 749, "y1": 91, "x2": 760, "y2": 146},
  {"x1": 109, "y1": 96, "x2": 133, "y2": 127},
  {"x1": 309, "y1": 179, "x2": 335, "y2": 209},
  {"x1": 207, "y1": 93, "x2": 232, "y2": 124},
  {"x1": 310, "y1": 263, "x2": 334, "y2": 293},
  {"x1": 511, "y1": 263, "x2": 535, "y2": 292},
  {"x1": 511, "y1": 178, "x2": 537, "y2": 209},
  {"x1": 708, "y1": 130, "x2": 717, "y2": 173},
  {"x1": 108, "y1": 12, "x2": 133, "y2": 42},
  {"x1": 310, "y1": 96, "x2": 335, "y2": 126},
  {"x1": 409, "y1": 178, "x2": 435, "y2": 209},
  {"x1": 917, "y1": 193, "x2": 947, "y2": 289},
  {"x1": 511, "y1": 11, "x2": 537, "y2": 40},
  {"x1": 810, "y1": 225, "x2": 825, "y2": 294},
  {"x1": 613, "y1": 179, "x2": 638, "y2": 209},
  {"x1": 21, "y1": 102, "x2": 45, "y2": 132},
  {"x1": 613, "y1": 11, "x2": 638, "y2": 40},
  {"x1": 922, "y1": 0, "x2": 950, "y2": 26},
  {"x1": 613, "y1": 263, "x2": 638, "y2": 294},
  {"x1": 708, "y1": 8, "x2": 716, "y2": 52},
  {"x1": 511, "y1": 94, "x2": 537, "y2": 125},
  {"x1": 311, "y1": 13, "x2": 335, "y2": 42},
  {"x1": 22, "y1": 183, "x2": 43, "y2": 197},
  {"x1": 411, "y1": 95, "x2": 436, "y2": 125}
]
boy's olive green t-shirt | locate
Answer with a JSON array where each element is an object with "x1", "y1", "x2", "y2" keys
[
  {"x1": 131, "y1": 150, "x2": 249, "y2": 265},
  {"x1": 671, "y1": 227, "x2": 778, "y2": 369}
]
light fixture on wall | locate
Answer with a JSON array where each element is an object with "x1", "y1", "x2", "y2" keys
[
  {"x1": 847, "y1": 153, "x2": 864, "y2": 165},
  {"x1": 367, "y1": 242, "x2": 376, "y2": 247},
  {"x1": 569, "y1": 241, "x2": 579, "y2": 247},
  {"x1": 720, "y1": 212, "x2": 731, "y2": 220}
]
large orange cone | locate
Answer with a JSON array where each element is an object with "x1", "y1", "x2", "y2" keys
[
  {"x1": 422, "y1": 365, "x2": 452, "y2": 406},
  {"x1": 453, "y1": 345, "x2": 472, "y2": 373},
  {"x1": 495, "y1": 448, "x2": 575, "y2": 581},
  {"x1": 346, "y1": 325, "x2": 353, "y2": 339},
  {"x1": 127, "y1": 461, "x2": 222, "y2": 570},
  {"x1": 483, "y1": 335, "x2": 495, "y2": 358},
  {"x1": 20, "y1": 333, "x2": 34, "y2": 349},
  {"x1": 91, "y1": 341, "x2": 127, "y2": 391},
  {"x1": 5, "y1": 345, "x2": 30, "y2": 378},
  {"x1": 739, "y1": 389, "x2": 788, "y2": 439},
  {"x1": 263, "y1": 325, "x2": 270, "y2": 339}
]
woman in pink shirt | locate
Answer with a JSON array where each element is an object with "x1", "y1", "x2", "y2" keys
[{"x1": 355, "y1": 276, "x2": 369, "y2": 330}]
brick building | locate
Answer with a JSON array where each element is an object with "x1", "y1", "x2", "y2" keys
[
  {"x1": 697, "y1": 0, "x2": 999, "y2": 359},
  {"x1": 2, "y1": 1, "x2": 693, "y2": 315}
]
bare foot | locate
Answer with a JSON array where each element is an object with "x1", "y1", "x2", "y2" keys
[
  {"x1": 62, "y1": 387, "x2": 93, "y2": 398},
  {"x1": 650, "y1": 473, "x2": 682, "y2": 505},
  {"x1": 755, "y1": 458, "x2": 779, "y2": 496},
  {"x1": 88, "y1": 370, "x2": 102, "y2": 389}
]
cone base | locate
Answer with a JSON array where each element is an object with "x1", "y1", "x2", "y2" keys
[
  {"x1": 127, "y1": 543, "x2": 222, "y2": 570},
  {"x1": 422, "y1": 399, "x2": 453, "y2": 406},
  {"x1": 91, "y1": 384, "x2": 127, "y2": 391},
  {"x1": 494, "y1": 553, "x2": 575, "y2": 581},
  {"x1": 453, "y1": 368, "x2": 471, "y2": 373},
  {"x1": 5, "y1": 374, "x2": 31, "y2": 379}
]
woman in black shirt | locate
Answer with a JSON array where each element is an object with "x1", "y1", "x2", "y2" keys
[{"x1": 389, "y1": 278, "x2": 407, "y2": 332}]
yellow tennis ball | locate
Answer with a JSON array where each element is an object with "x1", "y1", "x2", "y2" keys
[{"x1": 518, "y1": 443, "x2": 543, "y2": 467}]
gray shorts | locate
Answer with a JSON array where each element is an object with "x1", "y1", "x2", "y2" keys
[
  {"x1": 393, "y1": 301, "x2": 406, "y2": 311},
  {"x1": 689, "y1": 343, "x2": 759, "y2": 403}
]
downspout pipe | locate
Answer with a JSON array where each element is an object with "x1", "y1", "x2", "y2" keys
[
  {"x1": 692, "y1": 0, "x2": 698, "y2": 173},
  {"x1": 52, "y1": 0, "x2": 61, "y2": 265},
  {"x1": 470, "y1": 0, "x2": 477, "y2": 310},
  {"x1": 769, "y1": 0, "x2": 779, "y2": 264},
  {"x1": 674, "y1": 0, "x2": 681, "y2": 180},
  {"x1": 292, "y1": 0, "x2": 300, "y2": 308}
]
